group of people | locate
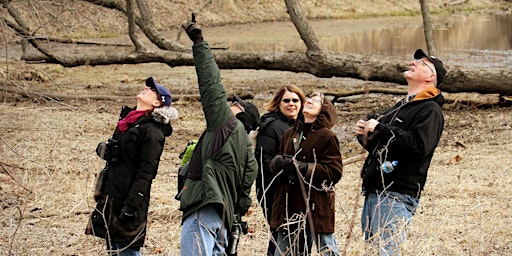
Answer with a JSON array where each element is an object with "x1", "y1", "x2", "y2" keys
[{"x1": 86, "y1": 13, "x2": 446, "y2": 256}]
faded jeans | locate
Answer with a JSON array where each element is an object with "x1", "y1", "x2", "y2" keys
[
  {"x1": 106, "y1": 242, "x2": 141, "y2": 256},
  {"x1": 180, "y1": 204, "x2": 228, "y2": 256},
  {"x1": 361, "y1": 190, "x2": 419, "y2": 256}
]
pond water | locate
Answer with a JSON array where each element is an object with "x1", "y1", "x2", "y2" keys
[
  {"x1": 206, "y1": 12, "x2": 511, "y2": 66},
  {"x1": 317, "y1": 12, "x2": 512, "y2": 56}
]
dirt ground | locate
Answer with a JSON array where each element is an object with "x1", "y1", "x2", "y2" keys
[{"x1": 1, "y1": 1, "x2": 511, "y2": 255}]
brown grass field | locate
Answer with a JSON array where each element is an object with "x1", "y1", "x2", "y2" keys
[
  {"x1": 1, "y1": 61, "x2": 511, "y2": 255},
  {"x1": 1, "y1": 0, "x2": 511, "y2": 255}
]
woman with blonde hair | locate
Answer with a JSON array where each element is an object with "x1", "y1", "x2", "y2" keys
[{"x1": 255, "y1": 85, "x2": 306, "y2": 256}]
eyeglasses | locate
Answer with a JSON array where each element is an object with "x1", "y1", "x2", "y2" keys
[
  {"x1": 415, "y1": 59, "x2": 435, "y2": 74},
  {"x1": 282, "y1": 98, "x2": 300, "y2": 103},
  {"x1": 306, "y1": 97, "x2": 322, "y2": 104}
]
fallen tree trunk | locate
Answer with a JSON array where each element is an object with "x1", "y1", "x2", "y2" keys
[{"x1": 21, "y1": 49, "x2": 512, "y2": 95}]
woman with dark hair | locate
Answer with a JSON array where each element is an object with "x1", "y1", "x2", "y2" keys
[{"x1": 255, "y1": 85, "x2": 306, "y2": 256}]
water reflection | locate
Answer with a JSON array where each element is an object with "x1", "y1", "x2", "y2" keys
[
  {"x1": 316, "y1": 13, "x2": 512, "y2": 56},
  {"x1": 212, "y1": 13, "x2": 511, "y2": 58}
]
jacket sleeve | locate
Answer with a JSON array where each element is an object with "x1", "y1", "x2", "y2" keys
[
  {"x1": 237, "y1": 144, "x2": 259, "y2": 215},
  {"x1": 192, "y1": 41, "x2": 233, "y2": 130},
  {"x1": 376, "y1": 106, "x2": 444, "y2": 160},
  {"x1": 255, "y1": 125, "x2": 279, "y2": 174},
  {"x1": 305, "y1": 133, "x2": 343, "y2": 186},
  {"x1": 125, "y1": 125, "x2": 165, "y2": 208}
]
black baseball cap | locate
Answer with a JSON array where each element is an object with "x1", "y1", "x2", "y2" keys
[
  {"x1": 232, "y1": 94, "x2": 260, "y2": 132},
  {"x1": 414, "y1": 49, "x2": 446, "y2": 86}
]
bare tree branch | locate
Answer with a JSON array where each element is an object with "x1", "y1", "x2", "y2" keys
[
  {"x1": 420, "y1": 0, "x2": 436, "y2": 55},
  {"x1": 176, "y1": 0, "x2": 213, "y2": 42},
  {"x1": 83, "y1": 0, "x2": 188, "y2": 52},
  {"x1": 1, "y1": 2, "x2": 64, "y2": 63},
  {"x1": 126, "y1": 0, "x2": 146, "y2": 52},
  {"x1": 285, "y1": 0, "x2": 324, "y2": 55}
]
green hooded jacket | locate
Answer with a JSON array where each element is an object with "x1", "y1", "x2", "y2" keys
[{"x1": 178, "y1": 42, "x2": 258, "y2": 230}]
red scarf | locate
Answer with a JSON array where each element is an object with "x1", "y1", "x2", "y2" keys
[{"x1": 117, "y1": 110, "x2": 146, "y2": 133}]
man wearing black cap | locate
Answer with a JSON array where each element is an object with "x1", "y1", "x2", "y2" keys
[
  {"x1": 177, "y1": 13, "x2": 259, "y2": 256},
  {"x1": 354, "y1": 49, "x2": 446, "y2": 255},
  {"x1": 231, "y1": 93, "x2": 261, "y2": 133}
]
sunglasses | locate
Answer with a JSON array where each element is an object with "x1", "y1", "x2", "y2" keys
[{"x1": 282, "y1": 98, "x2": 300, "y2": 103}]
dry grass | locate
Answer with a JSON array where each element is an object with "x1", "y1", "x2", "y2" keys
[{"x1": 1, "y1": 61, "x2": 511, "y2": 255}]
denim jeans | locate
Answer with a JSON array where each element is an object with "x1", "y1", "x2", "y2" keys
[
  {"x1": 180, "y1": 204, "x2": 228, "y2": 256},
  {"x1": 361, "y1": 190, "x2": 419, "y2": 256},
  {"x1": 274, "y1": 226, "x2": 340, "y2": 256},
  {"x1": 106, "y1": 242, "x2": 141, "y2": 256}
]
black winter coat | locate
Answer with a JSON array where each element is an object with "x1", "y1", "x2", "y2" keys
[
  {"x1": 255, "y1": 111, "x2": 295, "y2": 222},
  {"x1": 359, "y1": 87, "x2": 445, "y2": 198},
  {"x1": 87, "y1": 106, "x2": 174, "y2": 249}
]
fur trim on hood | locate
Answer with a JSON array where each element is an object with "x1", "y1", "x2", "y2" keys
[{"x1": 152, "y1": 106, "x2": 179, "y2": 124}]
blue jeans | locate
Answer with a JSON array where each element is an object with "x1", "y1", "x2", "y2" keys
[
  {"x1": 274, "y1": 226, "x2": 340, "y2": 256},
  {"x1": 106, "y1": 242, "x2": 141, "y2": 256},
  {"x1": 361, "y1": 190, "x2": 419, "y2": 256},
  {"x1": 180, "y1": 204, "x2": 228, "y2": 256}
]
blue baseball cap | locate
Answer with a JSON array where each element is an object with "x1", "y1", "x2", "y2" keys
[{"x1": 146, "y1": 77, "x2": 172, "y2": 107}]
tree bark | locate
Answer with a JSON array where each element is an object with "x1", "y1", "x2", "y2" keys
[
  {"x1": 285, "y1": 0, "x2": 324, "y2": 55},
  {"x1": 83, "y1": 0, "x2": 189, "y2": 52},
  {"x1": 420, "y1": 0, "x2": 436, "y2": 56},
  {"x1": 126, "y1": 0, "x2": 146, "y2": 52}
]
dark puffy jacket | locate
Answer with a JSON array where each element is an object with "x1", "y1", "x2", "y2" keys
[
  {"x1": 255, "y1": 111, "x2": 295, "y2": 222},
  {"x1": 97, "y1": 106, "x2": 174, "y2": 248},
  {"x1": 270, "y1": 98, "x2": 343, "y2": 234},
  {"x1": 359, "y1": 87, "x2": 445, "y2": 198},
  {"x1": 178, "y1": 41, "x2": 258, "y2": 231}
]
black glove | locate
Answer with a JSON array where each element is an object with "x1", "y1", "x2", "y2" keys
[
  {"x1": 282, "y1": 157, "x2": 295, "y2": 175},
  {"x1": 182, "y1": 13, "x2": 203, "y2": 44},
  {"x1": 96, "y1": 142, "x2": 110, "y2": 161},
  {"x1": 270, "y1": 155, "x2": 284, "y2": 173},
  {"x1": 283, "y1": 157, "x2": 309, "y2": 176},
  {"x1": 119, "y1": 204, "x2": 137, "y2": 221}
]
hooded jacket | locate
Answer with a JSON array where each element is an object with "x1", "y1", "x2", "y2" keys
[
  {"x1": 255, "y1": 111, "x2": 296, "y2": 222},
  {"x1": 178, "y1": 41, "x2": 258, "y2": 231},
  {"x1": 269, "y1": 98, "x2": 343, "y2": 234},
  {"x1": 358, "y1": 87, "x2": 445, "y2": 198},
  {"x1": 97, "y1": 105, "x2": 176, "y2": 248}
]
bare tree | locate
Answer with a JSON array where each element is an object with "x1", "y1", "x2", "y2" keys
[
  {"x1": 420, "y1": 0, "x2": 436, "y2": 56},
  {"x1": 1, "y1": 0, "x2": 511, "y2": 95},
  {"x1": 126, "y1": 0, "x2": 146, "y2": 52}
]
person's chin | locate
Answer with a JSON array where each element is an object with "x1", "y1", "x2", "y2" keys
[{"x1": 287, "y1": 110, "x2": 297, "y2": 116}]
